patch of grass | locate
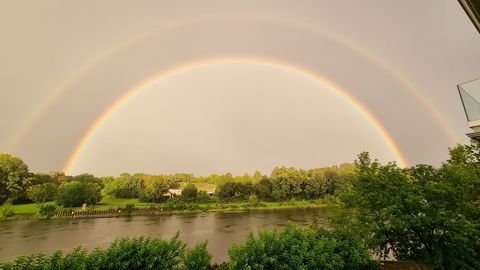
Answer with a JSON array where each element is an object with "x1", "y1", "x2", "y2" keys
[
  {"x1": 93, "y1": 196, "x2": 153, "y2": 210},
  {"x1": 11, "y1": 201, "x2": 56, "y2": 215}
]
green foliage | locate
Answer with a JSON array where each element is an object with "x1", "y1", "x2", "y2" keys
[
  {"x1": 27, "y1": 183, "x2": 57, "y2": 204},
  {"x1": 71, "y1": 173, "x2": 103, "y2": 188},
  {"x1": 31, "y1": 173, "x2": 54, "y2": 186},
  {"x1": 0, "y1": 235, "x2": 211, "y2": 270},
  {"x1": 217, "y1": 181, "x2": 237, "y2": 199},
  {"x1": 270, "y1": 166, "x2": 304, "y2": 199},
  {"x1": 56, "y1": 181, "x2": 101, "y2": 207},
  {"x1": 38, "y1": 204, "x2": 57, "y2": 218},
  {"x1": 253, "y1": 177, "x2": 272, "y2": 200},
  {"x1": 102, "y1": 174, "x2": 142, "y2": 198},
  {"x1": 183, "y1": 241, "x2": 211, "y2": 270},
  {"x1": 248, "y1": 194, "x2": 259, "y2": 206},
  {"x1": 228, "y1": 224, "x2": 378, "y2": 270},
  {"x1": 217, "y1": 181, "x2": 252, "y2": 200},
  {"x1": 181, "y1": 183, "x2": 198, "y2": 201},
  {"x1": 196, "y1": 190, "x2": 211, "y2": 203},
  {"x1": 124, "y1": 203, "x2": 135, "y2": 213},
  {"x1": 0, "y1": 153, "x2": 32, "y2": 203},
  {"x1": 165, "y1": 197, "x2": 199, "y2": 211},
  {"x1": 0, "y1": 200, "x2": 15, "y2": 219},
  {"x1": 334, "y1": 144, "x2": 480, "y2": 270},
  {"x1": 142, "y1": 175, "x2": 171, "y2": 202}
]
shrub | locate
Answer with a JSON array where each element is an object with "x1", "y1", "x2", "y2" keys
[
  {"x1": 228, "y1": 225, "x2": 378, "y2": 270},
  {"x1": 182, "y1": 183, "x2": 198, "y2": 201},
  {"x1": 38, "y1": 204, "x2": 57, "y2": 218},
  {"x1": 0, "y1": 200, "x2": 15, "y2": 219},
  {"x1": 0, "y1": 235, "x2": 211, "y2": 270},
  {"x1": 196, "y1": 190, "x2": 211, "y2": 203},
  {"x1": 183, "y1": 241, "x2": 211, "y2": 270},
  {"x1": 124, "y1": 203, "x2": 135, "y2": 213},
  {"x1": 248, "y1": 194, "x2": 259, "y2": 206}
]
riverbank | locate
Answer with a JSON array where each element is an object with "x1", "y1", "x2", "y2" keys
[{"x1": 5, "y1": 198, "x2": 328, "y2": 220}]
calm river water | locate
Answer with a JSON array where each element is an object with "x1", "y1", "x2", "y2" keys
[{"x1": 0, "y1": 208, "x2": 327, "y2": 263}]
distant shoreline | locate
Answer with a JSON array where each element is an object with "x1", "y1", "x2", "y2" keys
[{"x1": 3, "y1": 199, "x2": 329, "y2": 221}]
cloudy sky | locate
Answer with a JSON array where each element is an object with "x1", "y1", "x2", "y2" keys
[{"x1": 1, "y1": 0, "x2": 479, "y2": 176}]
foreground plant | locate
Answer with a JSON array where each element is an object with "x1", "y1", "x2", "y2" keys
[
  {"x1": 228, "y1": 224, "x2": 378, "y2": 270},
  {"x1": 0, "y1": 234, "x2": 210, "y2": 270}
]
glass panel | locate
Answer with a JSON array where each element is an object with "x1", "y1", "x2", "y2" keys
[{"x1": 458, "y1": 78, "x2": 480, "y2": 122}]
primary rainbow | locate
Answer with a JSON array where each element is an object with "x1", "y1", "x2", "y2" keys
[
  {"x1": 63, "y1": 56, "x2": 409, "y2": 174},
  {"x1": 8, "y1": 14, "x2": 458, "y2": 154}
]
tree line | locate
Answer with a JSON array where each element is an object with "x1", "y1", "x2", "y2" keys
[{"x1": 0, "y1": 152, "x2": 355, "y2": 208}]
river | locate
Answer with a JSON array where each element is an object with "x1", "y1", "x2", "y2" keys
[{"x1": 0, "y1": 208, "x2": 327, "y2": 263}]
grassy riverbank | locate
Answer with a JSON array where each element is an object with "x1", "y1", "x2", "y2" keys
[{"x1": 7, "y1": 197, "x2": 327, "y2": 220}]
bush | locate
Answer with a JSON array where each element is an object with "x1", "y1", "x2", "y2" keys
[
  {"x1": 228, "y1": 225, "x2": 378, "y2": 270},
  {"x1": 165, "y1": 198, "x2": 200, "y2": 211},
  {"x1": 56, "y1": 181, "x2": 101, "y2": 207},
  {"x1": 0, "y1": 200, "x2": 14, "y2": 219},
  {"x1": 38, "y1": 204, "x2": 57, "y2": 218},
  {"x1": 124, "y1": 203, "x2": 135, "y2": 213},
  {"x1": 182, "y1": 183, "x2": 198, "y2": 201},
  {"x1": 183, "y1": 241, "x2": 211, "y2": 270},
  {"x1": 196, "y1": 190, "x2": 211, "y2": 203},
  {"x1": 248, "y1": 194, "x2": 258, "y2": 206},
  {"x1": 0, "y1": 235, "x2": 211, "y2": 270}
]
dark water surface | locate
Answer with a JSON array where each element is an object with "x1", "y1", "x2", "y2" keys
[{"x1": 0, "y1": 208, "x2": 327, "y2": 263}]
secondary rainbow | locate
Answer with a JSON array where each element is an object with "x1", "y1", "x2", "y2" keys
[
  {"x1": 63, "y1": 56, "x2": 409, "y2": 174},
  {"x1": 8, "y1": 14, "x2": 458, "y2": 154}
]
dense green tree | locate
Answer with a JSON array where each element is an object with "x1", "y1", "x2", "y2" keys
[
  {"x1": 102, "y1": 174, "x2": 141, "y2": 198},
  {"x1": 56, "y1": 181, "x2": 101, "y2": 207},
  {"x1": 334, "y1": 145, "x2": 480, "y2": 270},
  {"x1": 253, "y1": 177, "x2": 272, "y2": 200},
  {"x1": 270, "y1": 166, "x2": 304, "y2": 199},
  {"x1": 0, "y1": 153, "x2": 32, "y2": 203},
  {"x1": 181, "y1": 183, "x2": 198, "y2": 201},
  {"x1": 217, "y1": 181, "x2": 238, "y2": 199},
  {"x1": 303, "y1": 169, "x2": 325, "y2": 199},
  {"x1": 27, "y1": 183, "x2": 57, "y2": 204},
  {"x1": 31, "y1": 173, "x2": 53, "y2": 186},
  {"x1": 142, "y1": 175, "x2": 171, "y2": 202},
  {"x1": 50, "y1": 171, "x2": 72, "y2": 186},
  {"x1": 72, "y1": 173, "x2": 103, "y2": 188}
]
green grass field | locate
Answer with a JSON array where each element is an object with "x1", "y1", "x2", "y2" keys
[{"x1": 11, "y1": 202, "x2": 41, "y2": 214}]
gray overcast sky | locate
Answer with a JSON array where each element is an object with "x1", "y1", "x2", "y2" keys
[{"x1": 0, "y1": 0, "x2": 479, "y2": 176}]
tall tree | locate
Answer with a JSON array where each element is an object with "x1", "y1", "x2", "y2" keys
[
  {"x1": 334, "y1": 145, "x2": 480, "y2": 269},
  {"x1": 0, "y1": 153, "x2": 32, "y2": 203}
]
